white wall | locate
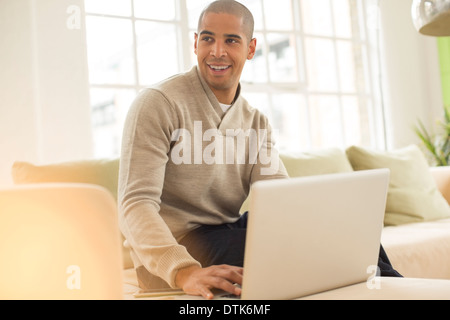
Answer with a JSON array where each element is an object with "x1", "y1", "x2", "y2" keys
[
  {"x1": 0, "y1": 0, "x2": 93, "y2": 187},
  {"x1": 379, "y1": 0, "x2": 444, "y2": 149},
  {"x1": 0, "y1": 0, "x2": 38, "y2": 187}
]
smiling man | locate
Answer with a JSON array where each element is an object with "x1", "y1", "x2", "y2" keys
[
  {"x1": 194, "y1": 5, "x2": 256, "y2": 105},
  {"x1": 118, "y1": 0, "x2": 288, "y2": 300},
  {"x1": 119, "y1": 0, "x2": 401, "y2": 301}
]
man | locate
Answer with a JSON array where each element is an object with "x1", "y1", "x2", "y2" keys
[
  {"x1": 119, "y1": 0, "x2": 400, "y2": 301},
  {"x1": 119, "y1": 0, "x2": 286, "y2": 300}
]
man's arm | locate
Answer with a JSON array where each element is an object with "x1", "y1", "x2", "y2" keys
[
  {"x1": 119, "y1": 89, "x2": 244, "y2": 297},
  {"x1": 118, "y1": 89, "x2": 201, "y2": 288}
]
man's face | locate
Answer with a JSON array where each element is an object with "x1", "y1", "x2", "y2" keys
[{"x1": 194, "y1": 12, "x2": 256, "y2": 104}]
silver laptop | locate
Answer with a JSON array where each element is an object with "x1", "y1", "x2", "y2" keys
[{"x1": 239, "y1": 168, "x2": 390, "y2": 300}]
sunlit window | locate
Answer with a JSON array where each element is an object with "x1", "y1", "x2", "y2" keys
[{"x1": 84, "y1": 0, "x2": 382, "y2": 158}]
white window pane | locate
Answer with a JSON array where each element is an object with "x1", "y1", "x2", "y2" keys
[
  {"x1": 240, "y1": 0, "x2": 264, "y2": 31},
  {"x1": 309, "y1": 95, "x2": 343, "y2": 147},
  {"x1": 360, "y1": 46, "x2": 371, "y2": 94},
  {"x1": 304, "y1": 38, "x2": 338, "y2": 92},
  {"x1": 243, "y1": 92, "x2": 271, "y2": 118},
  {"x1": 336, "y1": 40, "x2": 356, "y2": 93},
  {"x1": 90, "y1": 88, "x2": 136, "y2": 158},
  {"x1": 332, "y1": 0, "x2": 353, "y2": 38},
  {"x1": 135, "y1": 22, "x2": 179, "y2": 85},
  {"x1": 189, "y1": 0, "x2": 264, "y2": 31},
  {"x1": 241, "y1": 32, "x2": 268, "y2": 83},
  {"x1": 342, "y1": 96, "x2": 371, "y2": 146},
  {"x1": 270, "y1": 94, "x2": 309, "y2": 153},
  {"x1": 341, "y1": 96, "x2": 361, "y2": 146},
  {"x1": 189, "y1": 30, "x2": 197, "y2": 67},
  {"x1": 296, "y1": 36, "x2": 307, "y2": 83},
  {"x1": 85, "y1": 16, "x2": 135, "y2": 85},
  {"x1": 134, "y1": 0, "x2": 176, "y2": 20},
  {"x1": 84, "y1": 0, "x2": 131, "y2": 17},
  {"x1": 187, "y1": 0, "x2": 212, "y2": 29},
  {"x1": 301, "y1": 0, "x2": 334, "y2": 36},
  {"x1": 263, "y1": 0, "x2": 293, "y2": 30},
  {"x1": 267, "y1": 33, "x2": 298, "y2": 83}
]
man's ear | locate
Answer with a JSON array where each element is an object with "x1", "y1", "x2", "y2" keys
[
  {"x1": 247, "y1": 38, "x2": 257, "y2": 60},
  {"x1": 194, "y1": 33, "x2": 199, "y2": 55}
]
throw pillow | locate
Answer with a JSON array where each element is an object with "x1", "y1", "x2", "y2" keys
[
  {"x1": 241, "y1": 149, "x2": 354, "y2": 213},
  {"x1": 280, "y1": 148, "x2": 354, "y2": 178},
  {"x1": 346, "y1": 145, "x2": 450, "y2": 226}
]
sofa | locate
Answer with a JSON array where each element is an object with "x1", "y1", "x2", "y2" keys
[
  {"x1": 278, "y1": 145, "x2": 450, "y2": 280},
  {"x1": 8, "y1": 144, "x2": 450, "y2": 298}
]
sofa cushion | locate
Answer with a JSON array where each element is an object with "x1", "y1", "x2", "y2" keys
[
  {"x1": 346, "y1": 145, "x2": 450, "y2": 226},
  {"x1": 11, "y1": 159, "x2": 120, "y2": 201},
  {"x1": 280, "y1": 148, "x2": 354, "y2": 178},
  {"x1": 10, "y1": 159, "x2": 134, "y2": 269},
  {"x1": 382, "y1": 218, "x2": 450, "y2": 279}
]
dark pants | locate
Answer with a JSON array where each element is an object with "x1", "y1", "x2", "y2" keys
[{"x1": 136, "y1": 212, "x2": 402, "y2": 290}]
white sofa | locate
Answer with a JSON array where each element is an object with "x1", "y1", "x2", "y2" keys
[
  {"x1": 8, "y1": 144, "x2": 450, "y2": 299},
  {"x1": 276, "y1": 146, "x2": 450, "y2": 281},
  {"x1": 382, "y1": 165, "x2": 450, "y2": 279}
]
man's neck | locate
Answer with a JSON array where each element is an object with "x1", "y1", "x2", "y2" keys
[{"x1": 211, "y1": 86, "x2": 239, "y2": 105}]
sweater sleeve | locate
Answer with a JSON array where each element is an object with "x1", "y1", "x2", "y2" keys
[{"x1": 118, "y1": 89, "x2": 200, "y2": 288}]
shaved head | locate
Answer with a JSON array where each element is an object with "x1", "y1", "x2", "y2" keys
[{"x1": 198, "y1": 0, "x2": 255, "y2": 42}]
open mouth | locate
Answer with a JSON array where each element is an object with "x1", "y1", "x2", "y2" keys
[{"x1": 207, "y1": 64, "x2": 231, "y2": 73}]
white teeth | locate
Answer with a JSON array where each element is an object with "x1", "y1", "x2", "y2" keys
[{"x1": 210, "y1": 65, "x2": 229, "y2": 70}]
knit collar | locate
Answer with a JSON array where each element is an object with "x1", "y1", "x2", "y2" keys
[{"x1": 193, "y1": 66, "x2": 244, "y2": 135}]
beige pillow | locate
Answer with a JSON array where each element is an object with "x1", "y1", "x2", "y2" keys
[
  {"x1": 11, "y1": 158, "x2": 134, "y2": 269},
  {"x1": 280, "y1": 148, "x2": 354, "y2": 178},
  {"x1": 241, "y1": 149, "x2": 354, "y2": 213},
  {"x1": 346, "y1": 145, "x2": 450, "y2": 226}
]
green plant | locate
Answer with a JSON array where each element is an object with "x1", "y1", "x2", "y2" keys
[{"x1": 414, "y1": 107, "x2": 450, "y2": 166}]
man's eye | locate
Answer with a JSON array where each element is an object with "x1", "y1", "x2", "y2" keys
[
  {"x1": 202, "y1": 37, "x2": 213, "y2": 42},
  {"x1": 227, "y1": 39, "x2": 237, "y2": 44}
]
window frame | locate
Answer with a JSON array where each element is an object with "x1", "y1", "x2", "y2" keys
[{"x1": 84, "y1": 0, "x2": 386, "y2": 158}]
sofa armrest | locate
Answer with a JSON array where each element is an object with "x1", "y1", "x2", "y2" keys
[{"x1": 430, "y1": 166, "x2": 450, "y2": 205}]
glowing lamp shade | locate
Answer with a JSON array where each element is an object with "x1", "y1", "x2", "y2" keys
[
  {"x1": 412, "y1": 0, "x2": 450, "y2": 36},
  {"x1": 0, "y1": 184, "x2": 123, "y2": 300}
]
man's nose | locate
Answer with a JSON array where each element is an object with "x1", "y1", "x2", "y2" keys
[{"x1": 211, "y1": 41, "x2": 227, "y2": 58}]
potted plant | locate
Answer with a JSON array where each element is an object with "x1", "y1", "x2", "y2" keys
[{"x1": 415, "y1": 107, "x2": 450, "y2": 166}]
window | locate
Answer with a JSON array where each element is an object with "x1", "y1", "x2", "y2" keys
[{"x1": 84, "y1": 0, "x2": 383, "y2": 158}]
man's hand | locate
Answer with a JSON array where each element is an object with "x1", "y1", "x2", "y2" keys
[{"x1": 175, "y1": 264, "x2": 243, "y2": 300}]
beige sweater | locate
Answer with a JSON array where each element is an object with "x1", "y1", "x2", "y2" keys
[{"x1": 118, "y1": 66, "x2": 288, "y2": 288}]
